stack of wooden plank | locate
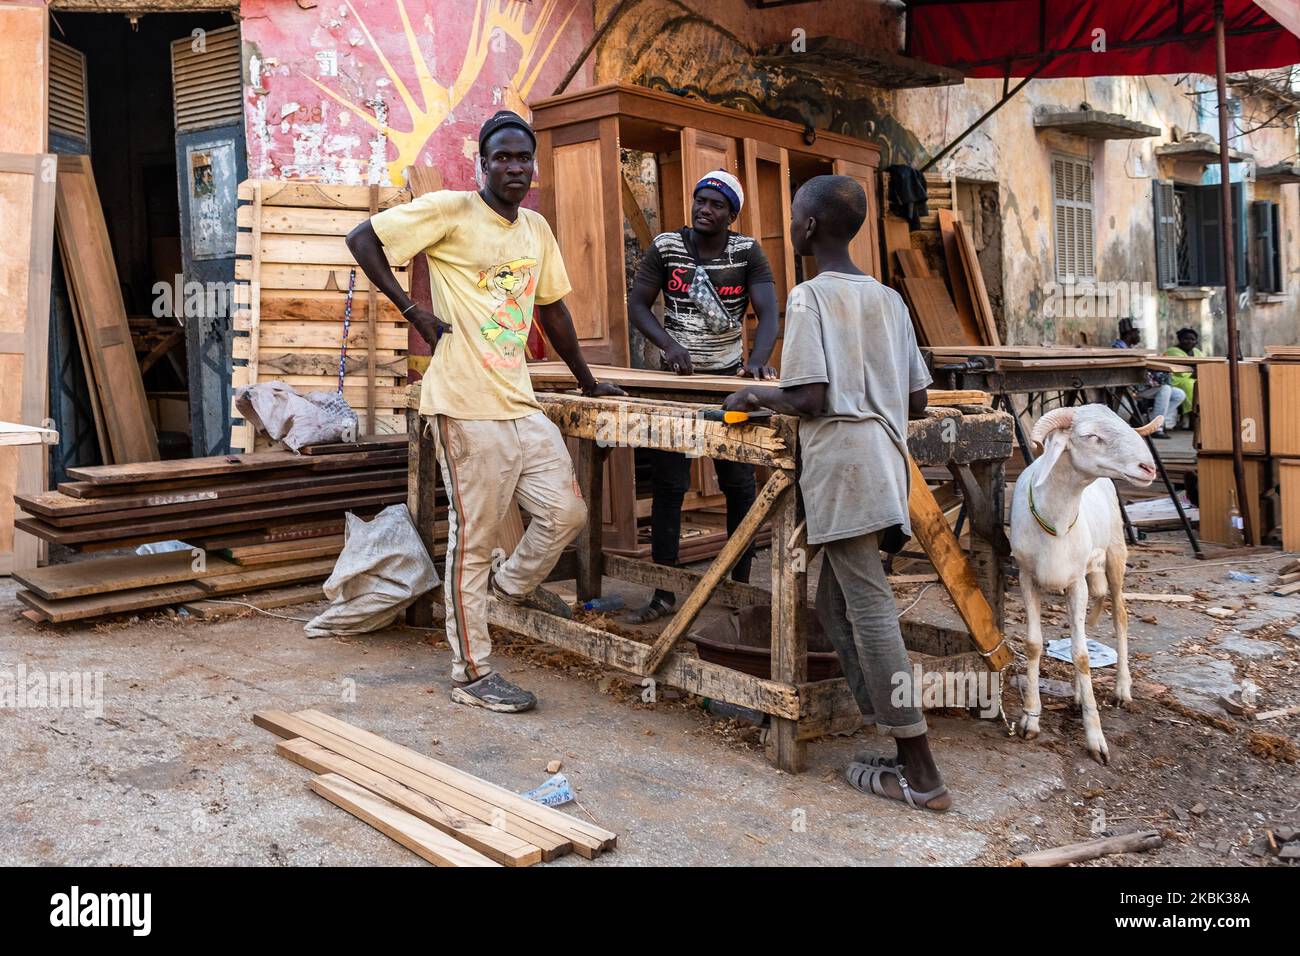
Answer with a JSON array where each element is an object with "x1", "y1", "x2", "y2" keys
[
  {"x1": 11, "y1": 437, "x2": 408, "y2": 622},
  {"x1": 255, "y1": 709, "x2": 617, "y2": 867},
  {"x1": 232, "y1": 181, "x2": 413, "y2": 453}
]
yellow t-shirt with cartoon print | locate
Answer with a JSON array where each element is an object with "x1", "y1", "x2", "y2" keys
[{"x1": 369, "y1": 190, "x2": 571, "y2": 421}]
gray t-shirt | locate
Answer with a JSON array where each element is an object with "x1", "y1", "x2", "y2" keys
[{"x1": 779, "y1": 272, "x2": 932, "y2": 545}]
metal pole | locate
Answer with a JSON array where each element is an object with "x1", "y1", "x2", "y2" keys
[
  {"x1": 1215, "y1": 0, "x2": 1254, "y2": 545},
  {"x1": 919, "y1": 58, "x2": 1053, "y2": 173}
]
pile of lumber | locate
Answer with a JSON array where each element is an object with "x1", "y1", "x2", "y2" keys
[
  {"x1": 255, "y1": 708, "x2": 617, "y2": 867},
  {"x1": 12, "y1": 437, "x2": 408, "y2": 623},
  {"x1": 881, "y1": 208, "x2": 1000, "y2": 348},
  {"x1": 232, "y1": 181, "x2": 414, "y2": 452}
]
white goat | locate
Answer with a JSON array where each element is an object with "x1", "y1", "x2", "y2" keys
[{"x1": 1009, "y1": 404, "x2": 1161, "y2": 764}]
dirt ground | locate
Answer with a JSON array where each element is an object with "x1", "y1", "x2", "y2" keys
[{"x1": 1, "y1": 530, "x2": 1296, "y2": 867}]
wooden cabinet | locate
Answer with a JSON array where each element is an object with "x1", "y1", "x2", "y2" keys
[
  {"x1": 1195, "y1": 359, "x2": 1266, "y2": 455},
  {"x1": 1268, "y1": 362, "x2": 1300, "y2": 457},
  {"x1": 531, "y1": 83, "x2": 883, "y2": 553},
  {"x1": 1197, "y1": 454, "x2": 1271, "y2": 545}
]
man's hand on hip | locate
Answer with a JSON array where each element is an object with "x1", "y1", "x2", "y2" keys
[{"x1": 407, "y1": 306, "x2": 452, "y2": 353}]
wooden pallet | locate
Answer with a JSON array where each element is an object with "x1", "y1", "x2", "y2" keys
[{"x1": 231, "y1": 181, "x2": 413, "y2": 452}]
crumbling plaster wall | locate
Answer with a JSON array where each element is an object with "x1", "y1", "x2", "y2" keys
[{"x1": 592, "y1": 0, "x2": 1299, "y2": 354}]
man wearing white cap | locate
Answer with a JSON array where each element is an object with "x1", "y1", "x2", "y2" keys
[{"x1": 625, "y1": 169, "x2": 780, "y2": 623}]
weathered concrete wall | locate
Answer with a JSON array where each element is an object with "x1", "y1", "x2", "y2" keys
[
  {"x1": 240, "y1": 0, "x2": 594, "y2": 187},
  {"x1": 896, "y1": 73, "x2": 1300, "y2": 355},
  {"x1": 591, "y1": 0, "x2": 1300, "y2": 355}
]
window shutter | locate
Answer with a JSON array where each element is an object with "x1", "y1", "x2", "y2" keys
[
  {"x1": 49, "y1": 39, "x2": 89, "y2": 149},
  {"x1": 1198, "y1": 183, "x2": 1224, "y2": 286},
  {"x1": 1270, "y1": 201, "x2": 1283, "y2": 293},
  {"x1": 1232, "y1": 182, "x2": 1247, "y2": 288},
  {"x1": 170, "y1": 25, "x2": 242, "y2": 133},
  {"x1": 1153, "y1": 181, "x2": 1177, "y2": 289},
  {"x1": 1052, "y1": 155, "x2": 1095, "y2": 281},
  {"x1": 1255, "y1": 200, "x2": 1282, "y2": 294}
]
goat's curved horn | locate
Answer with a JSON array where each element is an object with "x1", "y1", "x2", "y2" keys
[
  {"x1": 1029, "y1": 408, "x2": 1075, "y2": 449},
  {"x1": 1134, "y1": 415, "x2": 1164, "y2": 437}
]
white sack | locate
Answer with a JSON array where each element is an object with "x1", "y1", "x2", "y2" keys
[
  {"x1": 233, "y1": 382, "x2": 358, "y2": 452},
  {"x1": 304, "y1": 504, "x2": 439, "y2": 638}
]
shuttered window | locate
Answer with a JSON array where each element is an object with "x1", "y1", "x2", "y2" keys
[
  {"x1": 170, "y1": 24, "x2": 242, "y2": 133},
  {"x1": 1153, "y1": 180, "x2": 1248, "y2": 289},
  {"x1": 1052, "y1": 155, "x2": 1095, "y2": 281},
  {"x1": 1153, "y1": 180, "x2": 1178, "y2": 289},
  {"x1": 1253, "y1": 200, "x2": 1283, "y2": 294},
  {"x1": 49, "y1": 39, "x2": 89, "y2": 148}
]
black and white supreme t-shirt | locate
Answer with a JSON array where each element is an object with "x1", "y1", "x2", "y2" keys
[{"x1": 635, "y1": 229, "x2": 774, "y2": 371}]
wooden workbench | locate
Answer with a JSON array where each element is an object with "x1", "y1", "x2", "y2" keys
[{"x1": 405, "y1": 382, "x2": 1014, "y2": 772}]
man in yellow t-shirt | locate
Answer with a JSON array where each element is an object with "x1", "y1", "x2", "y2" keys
[{"x1": 346, "y1": 110, "x2": 623, "y2": 714}]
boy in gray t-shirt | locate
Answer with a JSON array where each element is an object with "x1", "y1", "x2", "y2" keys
[{"x1": 723, "y1": 175, "x2": 950, "y2": 812}]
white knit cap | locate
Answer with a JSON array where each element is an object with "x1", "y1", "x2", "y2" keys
[{"x1": 694, "y1": 169, "x2": 744, "y2": 214}]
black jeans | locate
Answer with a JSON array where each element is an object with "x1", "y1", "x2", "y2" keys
[{"x1": 645, "y1": 448, "x2": 757, "y2": 602}]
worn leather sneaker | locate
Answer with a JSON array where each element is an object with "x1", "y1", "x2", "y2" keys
[
  {"x1": 450, "y1": 672, "x2": 537, "y2": 713},
  {"x1": 490, "y1": 575, "x2": 573, "y2": 619}
]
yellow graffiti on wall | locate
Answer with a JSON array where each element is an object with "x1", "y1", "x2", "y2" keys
[{"x1": 309, "y1": 0, "x2": 576, "y2": 184}]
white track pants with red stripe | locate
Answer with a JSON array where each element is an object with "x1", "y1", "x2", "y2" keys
[{"x1": 428, "y1": 412, "x2": 587, "y2": 683}]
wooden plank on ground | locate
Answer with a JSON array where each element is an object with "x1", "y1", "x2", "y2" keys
[
  {"x1": 280, "y1": 739, "x2": 541, "y2": 866},
  {"x1": 13, "y1": 549, "x2": 227, "y2": 600},
  {"x1": 309, "y1": 773, "x2": 501, "y2": 867},
  {"x1": 197, "y1": 558, "x2": 338, "y2": 595},
  {"x1": 181, "y1": 583, "x2": 325, "y2": 619},
  {"x1": 17, "y1": 581, "x2": 211, "y2": 623},
  {"x1": 251, "y1": 709, "x2": 572, "y2": 859},
  {"x1": 293, "y1": 709, "x2": 616, "y2": 855}
]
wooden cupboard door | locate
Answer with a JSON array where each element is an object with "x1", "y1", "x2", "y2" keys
[
  {"x1": 739, "y1": 139, "x2": 794, "y2": 370},
  {"x1": 679, "y1": 128, "x2": 739, "y2": 226},
  {"x1": 548, "y1": 118, "x2": 627, "y2": 365},
  {"x1": 833, "y1": 158, "x2": 882, "y2": 279}
]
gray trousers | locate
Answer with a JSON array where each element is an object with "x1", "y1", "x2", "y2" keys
[{"x1": 816, "y1": 531, "x2": 928, "y2": 738}]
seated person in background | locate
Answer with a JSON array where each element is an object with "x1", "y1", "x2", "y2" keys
[
  {"x1": 1113, "y1": 318, "x2": 1182, "y2": 439},
  {"x1": 1164, "y1": 327, "x2": 1205, "y2": 428}
]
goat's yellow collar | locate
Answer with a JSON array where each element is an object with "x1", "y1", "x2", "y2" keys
[{"x1": 1028, "y1": 484, "x2": 1078, "y2": 537}]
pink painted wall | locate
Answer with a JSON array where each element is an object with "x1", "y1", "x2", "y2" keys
[{"x1": 241, "y1": 0, "x2": 594, "y2": 188}]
